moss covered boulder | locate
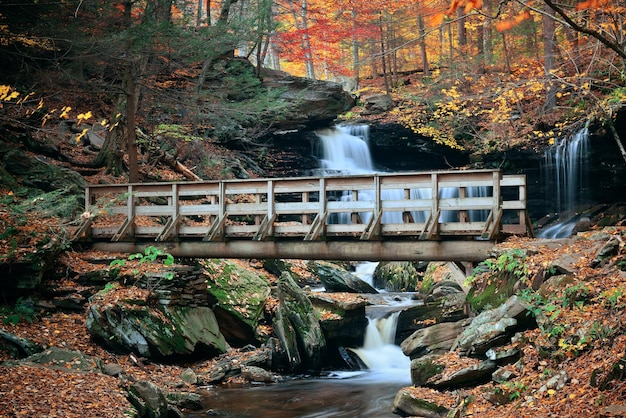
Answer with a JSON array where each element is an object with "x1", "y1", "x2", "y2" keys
[
  {"x1": 86, "y1": 285, "x2": 229, "y2": 358},
  {"x1": 203, "y1": 259, "x2": 271, "y2": 346}
]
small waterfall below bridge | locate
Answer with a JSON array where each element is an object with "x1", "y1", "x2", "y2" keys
[{"x1": 538, "y1": 126, "x2": 591, "y2": 238}]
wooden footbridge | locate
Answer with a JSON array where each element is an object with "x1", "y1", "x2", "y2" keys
[{"x1": 74, "y1": 169, "x2": 532, "y2": 262}]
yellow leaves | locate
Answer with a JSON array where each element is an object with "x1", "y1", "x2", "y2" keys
[
  {"x1": 59, "y1": 106, "x2": 72, "y2": 119},
  {"x1": 77, "y1": 111, "x2": 93, "y2": 125},
  {"x1": 0, "y1": 85, "x2": 20, "y2": 102},
  {"x1": 75, "y1": 128, "x2": 89, "y2": 143}
]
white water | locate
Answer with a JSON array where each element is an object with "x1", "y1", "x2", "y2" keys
[
  {"x1": 315, "y1": 125, "x2": 416, "y2": 380},
  {"x1": 538, "y1": 126, "x2": 590, "y2": 238},
  {"x1": 316, "y1": 125, "x2": 488, "y2": 226}
]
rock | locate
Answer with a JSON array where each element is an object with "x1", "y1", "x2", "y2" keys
[
  {"x1": 277, "y1": 272, "x2": 327, "y2": 370},
  {"x1": 308, "y1": 261, "x2": 378, "y2": 294},
  {"x1": 590, "y1": 236, "x2": 621, "y2": 268},
  {"x1": 241, "y1": 365, "x2": 277, "y2": 383},
  {"x1": 10, "y1": 347, "x2": 103, "y2": 373},
  {"x1": 410, "y1": 354, "x2": 445, "y2": 386},
  {"x1": 165, "y1": 391, "x2": 203, "y2": 410},
  {"x1": 0, "y1": 328, "x2": 43, "y2": 357},
  {"x1": 272, "y1": 308, "x2": 302, "y2": 371},
  {"x1": 492, "y1": 367, "x2": 517, "y2": 383},
  {"x1": 426, "y1": 280, "x2": 464, "y2": 302},
  {"x1": 308, "y1": 293, "x2": 368, "y2": 350},
  {"x1": 102, "y1": 363, "x2": 125, "y2": 377},
  {"x1": 180, "y1": 368, "x2": 198, "y2": 385},
  {"x1": 452, "y1": 295, "x2": 529, "y2": 355},
  {"x1": 538, "y1": 369, "x2": 570, "y2": 393},
  {"x1": 396, "y1": 295, "x2": 468, "y2": 343},
  {"x1": 360, "y1": 93, "x2": 393, "y2": 114},
  {"x1": 373, "y1": 261, "x2": 419, "y2": 292},
  {"x1": 401, "y1": 319, "x2": 468, "y2": 359},
  {"x1": 428, "y1": 360, "x2": 498, "y2": 389},
  {"x1": 205, "y1": 259, "x2": 272, "y2": 346},
  {"x1": 86, "y1": 300, "x2": 229, "y2": 358},
  {"x1": 261, "y1": 68, "x2": 356, "y2": 130},
  {"x1": 128, "y1": 380, "x2": 168, "y2": 418},
  {"x1": 485, "y1": 346, "x2": 520, "y2": 364},
  {"x1": 392, "y1": 387, "x2": 450, "y2": 417}
]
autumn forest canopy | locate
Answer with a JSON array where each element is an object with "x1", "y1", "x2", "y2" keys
[{"x1": 0, "y1": 0, "x2": 625, "y2": 169}]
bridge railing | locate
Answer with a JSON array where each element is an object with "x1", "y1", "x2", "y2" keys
[{"x1": 75, "y1": 169, "x2": 531, "y2": 243}]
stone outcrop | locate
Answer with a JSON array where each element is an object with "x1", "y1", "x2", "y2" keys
[{"x1": 261, "y1": 68, "x2": 356, "y2": 131}]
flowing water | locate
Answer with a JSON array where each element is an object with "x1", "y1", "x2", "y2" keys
[
  {"x1": 538, "y1": 126, "x2": 590, "y2": 238},
  {"x1": 193, "y1": 125, "x2": 420, "y2": 417}
]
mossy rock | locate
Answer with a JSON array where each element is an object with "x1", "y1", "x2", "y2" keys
[
  {"x1": 374, "y1": 261, "x2": 419, "y2": 292},
  {"x1": 86, "y1": 299, "x2": 229, "y2": 358},
  {"x1": 204, "y1": 259, "x2": 271, "y2": 346}
]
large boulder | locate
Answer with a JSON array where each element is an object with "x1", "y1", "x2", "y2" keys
[
  {"x1": 204, "y1": 259, "x2": 271, "y2": 346},
  {"x1": 86, "y1": 286, "x2": 229, "y2": 358},
  {"x1": 261, "y1": 69, "x2": 356, "y2": 130}
]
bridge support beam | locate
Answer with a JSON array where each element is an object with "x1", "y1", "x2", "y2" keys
[{"x1": 92, "y1": 240, "x2": 495, "y2": 262}]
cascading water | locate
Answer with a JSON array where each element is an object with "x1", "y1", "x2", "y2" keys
[
  {"x1": 538, "y1": 126, "x2": 590, "y2": 238},
  {"x1": 315, "y1": 125, "x2": 489, "y2": 226}
]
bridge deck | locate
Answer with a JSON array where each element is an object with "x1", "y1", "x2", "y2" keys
[{"x1": 75, "y1": 169, "x2": 531, "y2": 261}]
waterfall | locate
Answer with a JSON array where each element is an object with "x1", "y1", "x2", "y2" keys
[
  {"x1": 348, "y1": 312, "x2": 410, "y2": 377},
  {"x1": 538, "y1": 126, "x2": 590, "y2": 238},
  {"x1": 315, "y1": 125, "x2": 488, "y2": 226}
]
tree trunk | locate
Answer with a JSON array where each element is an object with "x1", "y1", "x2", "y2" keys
[
  {"x1": 417, "y1": 14, "x2": 429, "y2": 76},
  {"x1": 379, "y1": 13, "x2": 390, "y2": 94},
  {"x1": 126, "y1": 70, "x2": 139, "y2": 183},
  {"x1": 95, "y1": 117, "x2": 127, "y2": 177},
  {"x1": 542, "y1": 4, "x2": 557, "y2": 112},
  {"x1": 481, "y1": 0, "x2": 492, "y2": 66}
]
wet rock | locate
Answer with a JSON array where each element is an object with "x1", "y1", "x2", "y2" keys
[
  {"x1": 308, "y1": 261, "x2": 378, "y2": 294},
  {"x1": 165, "y1": 392, "x2": 203, "y2": 410},
  {"x1": 308, "y1": 293, "x2": 368, "y2": 351},
  {"x1": 272, "y1": 308, "x2": 302, "y2": 371},
  {"x1": 241, "y1": 365, "x2": 277, "y2": 383},
  {"x1": 425, "y1": 280, "x2": 464, "y2": 302},
  {"x1": 396, "y1": 294, "x2": 468, "y2": 344}
]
